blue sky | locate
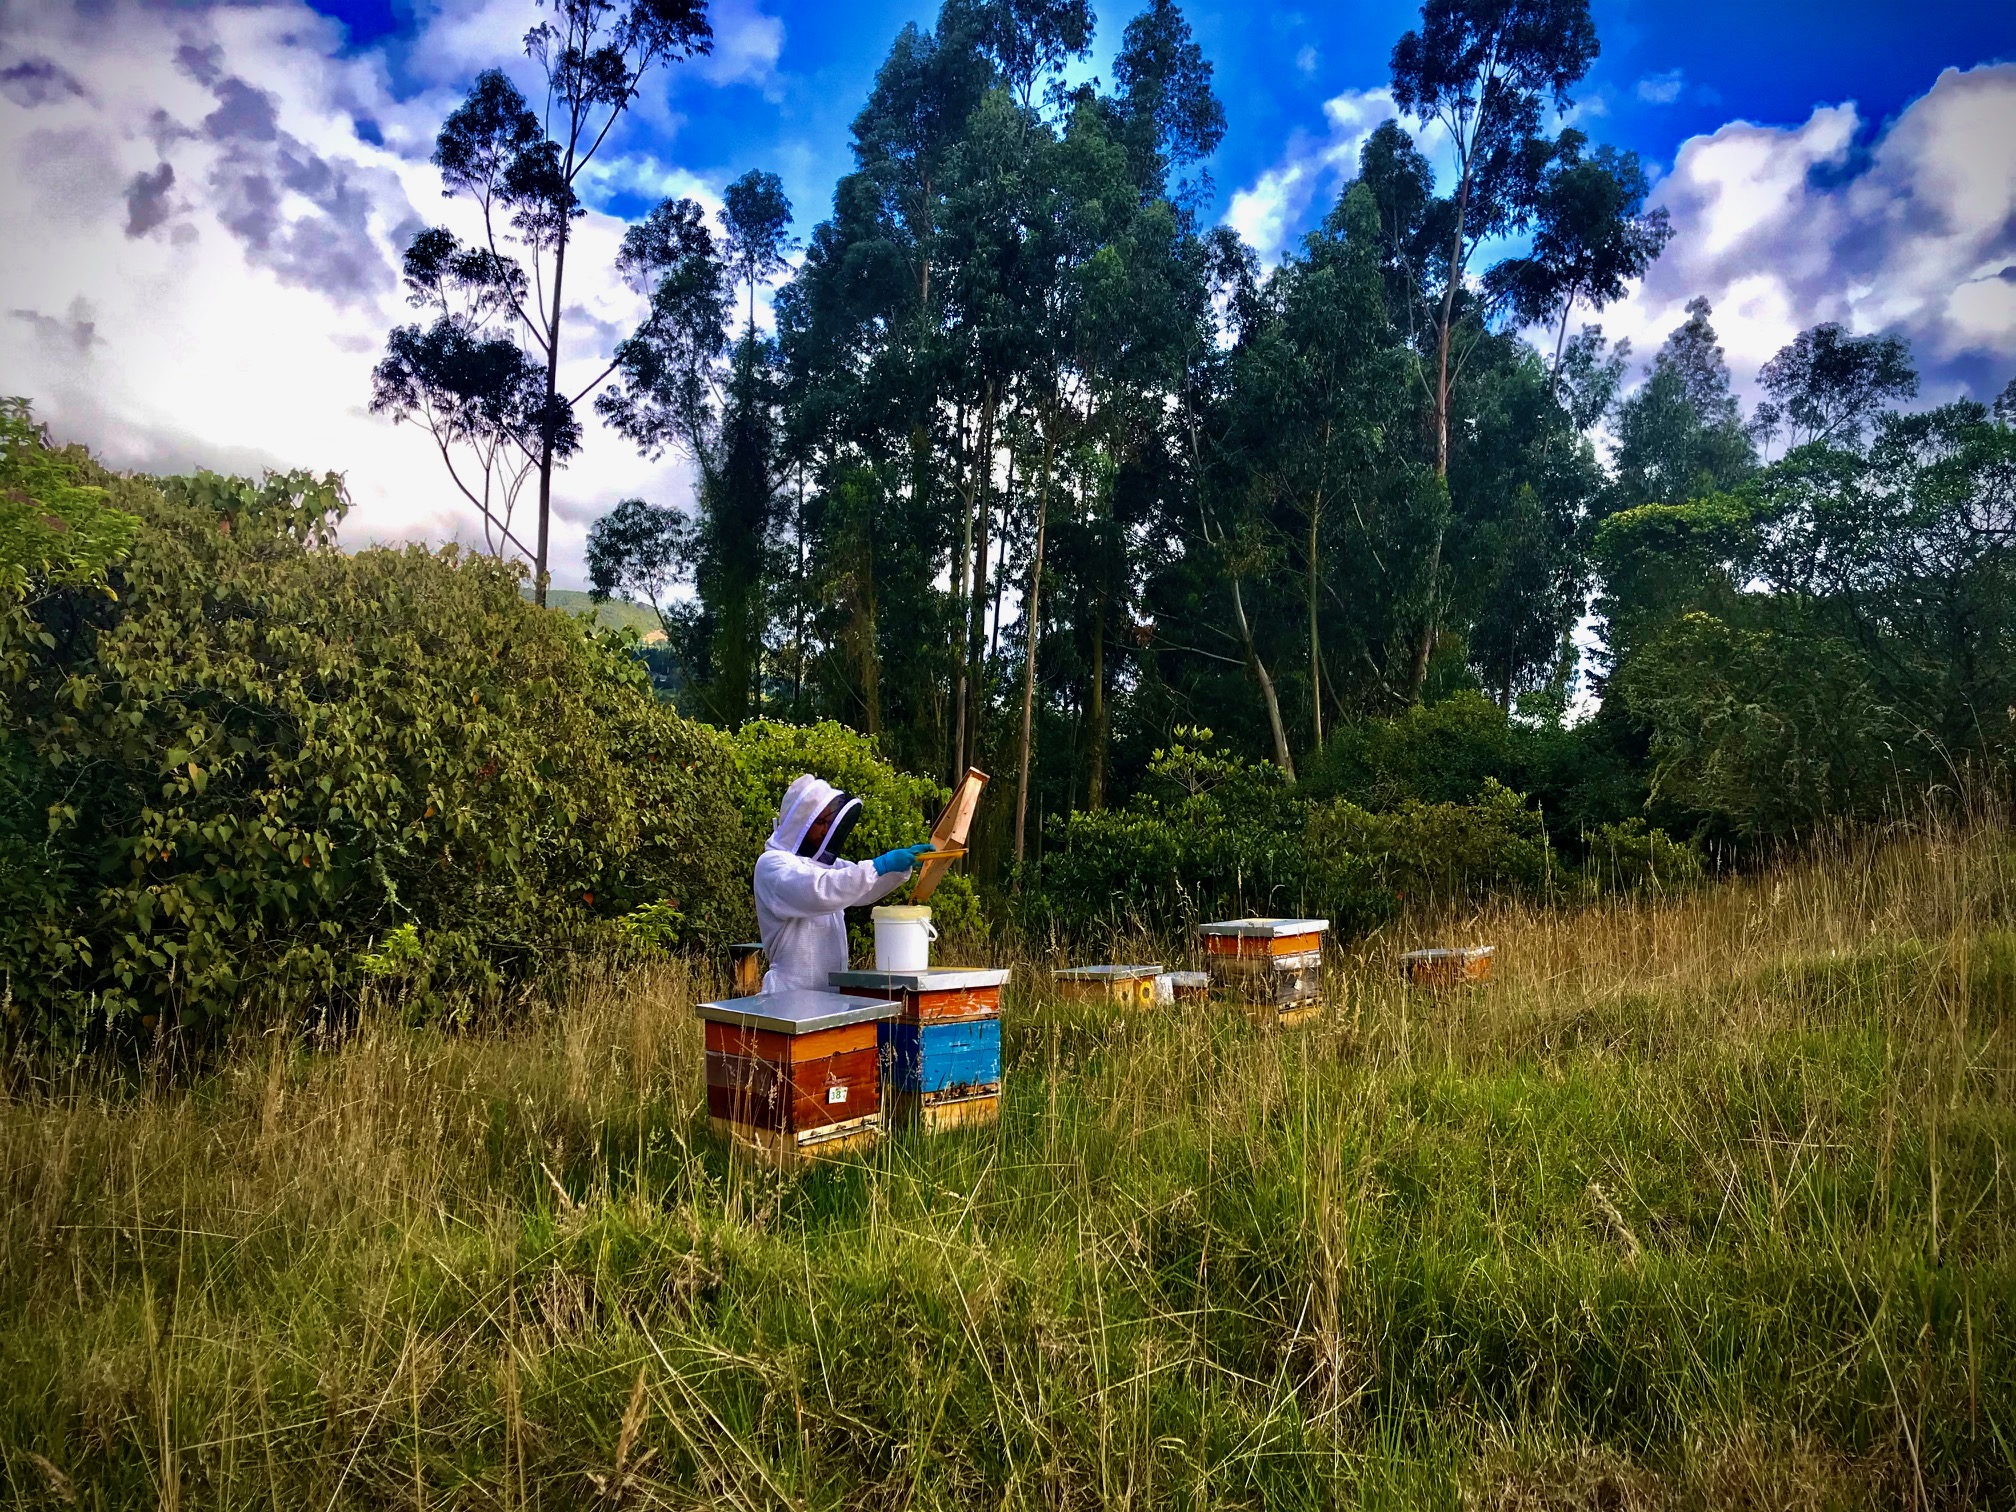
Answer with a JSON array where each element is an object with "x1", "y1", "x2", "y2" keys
[
  {"x1": 300, "y1": 0, "x2": 2016, "y2": 256},
  {"x1": 3, "y1": 0, "x2": 2012, "y2": 587}
]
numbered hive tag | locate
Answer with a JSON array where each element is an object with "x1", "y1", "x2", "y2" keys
[{"x1": 827, "y1": 1085, "x2": 848, "y2": 1104}]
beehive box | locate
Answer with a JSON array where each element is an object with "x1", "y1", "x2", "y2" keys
[
  {"x1": 1200, "y1": 917, "x2": 1330, "y2": 958},
  {"x1": 1054, "y1": 964, "x2": 1163, "y2": 1008},
  {"x1": 696, "y1": 989, "x2": 901, "y2": 1164},
  {"x1": 831, "y1": 967, "x2": 1010, "y2": 1133},
  {"x1": 1202, "y1": 919, "x2": 1328, "y2": 1024},
  {"x1": 1401, "y1": 946, "x2": 1496, "y2": 988},
  {"x1": 1162, "y1": 970, "x2": 1213, "y2": 1003}
]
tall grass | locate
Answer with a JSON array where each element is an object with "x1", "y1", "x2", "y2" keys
[{"x1": 4, "y1": 827, "x2": 2014, "y2": 1508}]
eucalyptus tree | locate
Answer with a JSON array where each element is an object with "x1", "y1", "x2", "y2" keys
[
  {"x1": 374, "y1": 0, "x2": 713, "y2": 604},
  {"x1": 1752, "y1": 323, "x2": 1918, "y2": 454},
  {"x1": 1611, "y1": 297, "x2": 1756, "y2": 508},
  {"x1": 1388, "y1": 0, "x2": 1599, "y2": 691},
  {"x1": 1483, "y1": 130, "x2": 1671, "y2": 393}
]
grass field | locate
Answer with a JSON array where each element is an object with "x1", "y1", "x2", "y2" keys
[{"x1": 4, "y1": 830, "x2": 2014, "y2": 1509}]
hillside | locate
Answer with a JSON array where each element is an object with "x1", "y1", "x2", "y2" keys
[
  {"x1": 4, "y1": 830, "x2": 2011, "y2": 1507},
  {"x1": 528, "y1": 586, "x2": 665, "y2": 637}
]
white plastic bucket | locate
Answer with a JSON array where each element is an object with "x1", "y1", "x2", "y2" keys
[{"x1": 872, "y1": 905, "x2": 937, "y2": 972}]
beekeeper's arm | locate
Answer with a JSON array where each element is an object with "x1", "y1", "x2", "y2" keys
[{"x1": 755, "y1": 844, "x2": 934, "y2": 919}]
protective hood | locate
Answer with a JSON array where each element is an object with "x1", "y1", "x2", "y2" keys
[{"x1": 766, "y1": 774, "x2": 863, "y2": 863}]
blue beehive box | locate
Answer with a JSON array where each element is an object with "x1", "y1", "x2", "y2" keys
[{"x1": 885, "y1": 1017, "x2": 1001, "y2": 1095}]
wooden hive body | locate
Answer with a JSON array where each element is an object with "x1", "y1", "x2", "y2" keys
[
  {"x1": 1201, "y1": 919, "x2": 1329, "y2": 1026},
  {"x1": 1054, "y1": 964, "x2": 1163, "y2": 1008},
  {"x1": 831, "y1": 967, "x2": 1010, "y2": 1134},
  {"x1": 1400, "y1": 946, "x2": 1495, "y2": 988},
  {"x1": 695, "y1": 990, "x2": 900, "y2": 1164}
]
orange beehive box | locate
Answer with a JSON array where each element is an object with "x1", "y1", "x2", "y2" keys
[
  {"x1": 829, "y1": 967, "x2": 1009, "y2": 1023},
  {"x1": 831, "y1": 967, "x2": 1011, "y2": 1135},
  {"x1": 696, "y1": 989, "x2": 902, "y2": 1164},
  {"x1": 1200, "y1": 917, "x2": 1330, "y2": 957},
  {"x1": 1054, "y1": 964, "x2": 1163, "y2": 1008},
  {"x1": 1400, "y1": 946, "x2": 1496, "y2": 988}
]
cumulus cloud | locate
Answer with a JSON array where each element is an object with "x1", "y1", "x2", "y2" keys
[
  {"x1": 1225, "y1": 86, "x2": 1398, "y2": 263},
  {"x1": 1600, "y1": 64, "x2": 2016, "y2": 404},
  {"x1": 0, "y1": 0, "x2": 708, "y2": 589},
  {"x1": 697, "y1": 0, "x2": 785, "y2": 88}
]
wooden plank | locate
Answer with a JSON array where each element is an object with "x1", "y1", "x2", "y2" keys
[
  {"x1": 706, "y1": 1046, "x2": 881, "y2": 1131},
  {"x1": 888, "y1": 1089, "x2": 1001, "y2": 1133},
  {"x1": 704, "y1": 1019, "x2": 877, "y2": 1063},
  {"x1": 1204, "y1": 932, "x2": 1323, "y2": 958},
  {"x1": 708, "y1": 1116, "x2": 881, "y2": 1167},
  {"x1": 837, "y1": 984, "x2": 1001, "y2": 1022},
  {"x1": 913, "y1": 766, "x2": 987, "y2": 903}
]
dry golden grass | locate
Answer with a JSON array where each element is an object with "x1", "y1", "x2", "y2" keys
[{"x1": 3, "y1": 826, "x2": 2012, "y2": 1508}]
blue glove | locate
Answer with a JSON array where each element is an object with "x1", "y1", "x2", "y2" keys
[{"x1": 872, "y1": 843, "x2": 934, "y2": 876}]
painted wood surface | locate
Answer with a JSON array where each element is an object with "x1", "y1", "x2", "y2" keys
[
  {"x1": 705, "y1": 1046, "x2": 881, "y2": 1131},
  {"x1": 883, "y1": 1018, "x2": 1002, "y2": 1095},
  {"x1": 703, "y1": 1019, "x2": 877, "y2": 1064},
  {"x1": 1205, "y1": 932, "x2": 1324, "y2": 958},
  {"x1": 1401, "y1": 946, "x2": 1496, "y2": 987},
  {"x1": 888, "y1": 1090, "x2": 1000, "y2": 1133},
  {"x1": 839, "y1": 984, "x2": 1001, "y2": 1022}
]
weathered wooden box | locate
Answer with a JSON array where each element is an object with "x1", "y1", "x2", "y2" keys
[
  {"x1": 1161, "y1": 970, "x2": 1213, "y2": 1003},
  {"x1": 1202, "y1": 919, "x2": 1329, "y2": 1025},
  {"x1": 696, "y1": 989, "x2": 901, "y2": 1164},
  {"x1": 1400, "y1": 946, "x2": 1495, "y2": 988},
  {"x1": 1054, "y1": 963, "x2": 1164, "y2": 1008},
  {"x1": 831, "y1": 967, "x2": 1010, "y2": 1133}
]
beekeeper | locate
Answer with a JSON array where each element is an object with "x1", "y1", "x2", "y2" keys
[{"x1": 754, "y1": 774, "x2": 934, "y2": 992}]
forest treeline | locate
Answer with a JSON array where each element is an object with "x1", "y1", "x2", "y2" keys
[
  {"x1": 365, "y1": 0, "x2": 2016, "y2": 874},
  {"x1": 4, "y1": 0, "x2": 2015, "y2": 1039}
]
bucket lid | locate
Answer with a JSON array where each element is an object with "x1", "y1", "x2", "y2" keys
[{"x1": 872, "y1": 905, "x2": 934, "y2": 922}]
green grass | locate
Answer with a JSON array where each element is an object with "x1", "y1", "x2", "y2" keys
[{"x1": 4, "y1": 833, "x2": 2014, "y2": 1508}]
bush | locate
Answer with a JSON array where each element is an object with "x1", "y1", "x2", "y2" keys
[
  {"x1": 0, "y1": 409, "x2": 749, "y2": 1044},
  {"x1": 1310, "y1": 777, "x2": 1555, "y2": 910}
]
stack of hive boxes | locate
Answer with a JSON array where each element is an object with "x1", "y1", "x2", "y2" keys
[
  {"x1": 696, "y1": 988, "x2": 901, "y2": 1164},
  {"x1": 1200, "y1": 917, "x2": 1329, "y2": 1025},
  {"x1": 830, "y1": 967, "x2": 1009, "y2": 1132}
]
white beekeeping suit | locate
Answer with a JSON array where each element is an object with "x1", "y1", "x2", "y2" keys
[{"x1": 753, "y1": 774, "x2": 929, "y2": 992}]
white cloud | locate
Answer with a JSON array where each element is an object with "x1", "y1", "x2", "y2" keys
[
  {"x1": 1294, "y1": 45, "x2": 1317, "y2": 77},
  {"x1": 697, "y1": 0, "x2": 785, "y2": 89},
  {"x1": 0, "y1": 0, "x2": 709, "y2": 590},
  {"x1": 1635, "y1": 69, "x2": 1684, "y2": 105},
  {"x1": 1599, "y1": 65, "x2": 2016, "y2": 404},
  {"x1": 1223, "y1": 86, "x2": 1397, "y2": 263}
]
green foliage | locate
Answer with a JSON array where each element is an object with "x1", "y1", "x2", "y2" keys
[
  {"x1": 0, "y1": 412, "x2": 748, "y2": 1044},
  {"x1": 1312, "y1": 778, "x2": 1554, "y2": 910},
  {"x1": 1575, "y1": 816, "x2": 1705, "y2": 896},
  {"x1": 1308, "y1": 690, "x2": 1551, "y2": 809}
]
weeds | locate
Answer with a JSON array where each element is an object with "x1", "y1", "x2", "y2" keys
[{"x1": 3, "y1": 831, "x2": 2014, "y2": 1507}]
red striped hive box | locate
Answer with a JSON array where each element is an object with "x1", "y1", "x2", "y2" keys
[{"x1": 695, "y1": 989, "x2": 902, "y2": 1164}]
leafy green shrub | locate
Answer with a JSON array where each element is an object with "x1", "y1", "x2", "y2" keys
[
  {"x1": 1023, "y1": 732, "x2": 1377, "y2": 937},
  {"x1": 1310, "y1": 778, "x2": 1555, "y2": 910},
  {"x1": 1, "y1": 409, "x2": 748, "y2": 1044},
  {"x1": 1574, "y1": 816, "x2": 1705, "y2": 897},
  {"x1": 1306, "y1": 690, "x2": 1552, "y2": 808}
]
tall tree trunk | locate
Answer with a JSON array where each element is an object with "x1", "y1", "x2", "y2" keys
[
  {"x1": 1013, "y1": 435, "x2": 1054, "y2": 871},
  {"x1": 1087, "y1": 596, "x2": 1106, "y2": 810},
  {"x1": 533, "y1": 225, "x2": 569, "y2": 609},
  {"x1": 1412, "y1": 156, "x2": 1475, "y2": 700},
  {"x1": 1307, "y1": 505, "x2": 1323, "y2": 753},
  {"x1": 965, "y1": 396, "x2": 996, "y2": 775},
  {"x1": 1231, "y1": 572, "x2": 1295, "y2": 783}
]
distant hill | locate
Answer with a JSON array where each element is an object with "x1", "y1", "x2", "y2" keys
[{"x1": 526, "y1": 587, "x2": 664, "y2": 637}]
